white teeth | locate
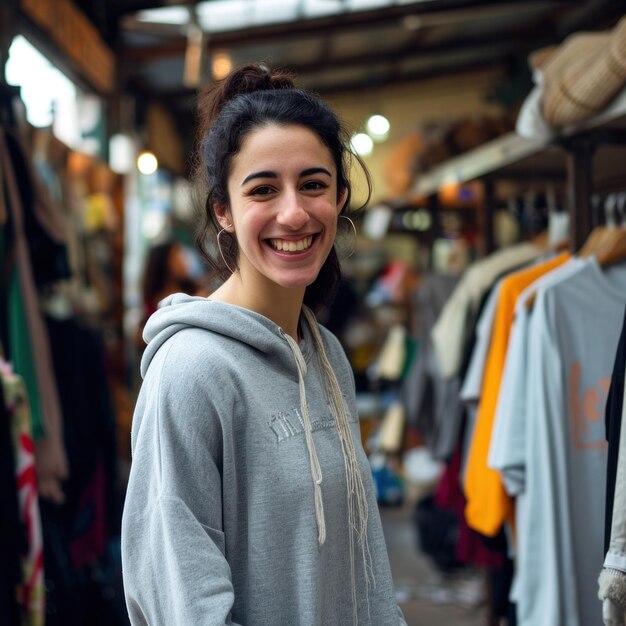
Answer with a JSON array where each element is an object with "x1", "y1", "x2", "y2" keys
[{"x1": 270, "y1": 236, "x2": 313, "y2": 252}]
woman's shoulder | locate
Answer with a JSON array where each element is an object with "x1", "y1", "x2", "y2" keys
[{"x1": 145, "y1": 325, "x2": 247, "y2": 392}]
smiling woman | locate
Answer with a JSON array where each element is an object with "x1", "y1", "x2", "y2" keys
[
  {"x1": 213, "y1": 123, "x2": 344, "y2": 313},
  {"x1": 194, "y1": 64, "x2": 368, "y2": 321},
  {"x1": 121, "y1": 63, "x2": 406, "y2": 626}
]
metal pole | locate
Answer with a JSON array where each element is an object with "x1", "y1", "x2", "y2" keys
[{"x1": 565, "y1": 139, "x2": 595, "y2": 252}]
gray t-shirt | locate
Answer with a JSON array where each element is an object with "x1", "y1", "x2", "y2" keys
[{"x1": 516, "y1": 258, "x2": 626, "y2": 626}]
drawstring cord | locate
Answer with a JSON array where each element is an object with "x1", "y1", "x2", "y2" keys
[
  {"x1": 282, "y1": 330, "x2": 327, "y2": 545},
  {"x1": 283, "y1": 308, "x2": 375, "y2": 625}
]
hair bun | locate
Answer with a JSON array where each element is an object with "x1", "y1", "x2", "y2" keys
[{"x1": 198, "y1": 63, "x2": 295, "y2": 137}]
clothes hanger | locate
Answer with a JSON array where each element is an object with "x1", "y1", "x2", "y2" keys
[
  {"x1": 589, "y1": 194, "x2": 626, "y2": 268},
  {"x1": 576, "y1": 194, "x2": 606, "y2": 258},
  {"x1": 525, "y1": 193, "x2": 626, "y2": 312}
]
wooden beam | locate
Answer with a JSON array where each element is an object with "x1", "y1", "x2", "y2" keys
[
  {"x1": 304, "y1": 57, "x2": 504, "y2": 95},
  {"x1": 137, "y1": 56, "x2": 505, "y2": 103},
  {"x1": 120, "y1": 0, "x2": 566, "y2": 55},
  {"x1": 120, "y1": 20, "x2": 555, "y2": 72}
]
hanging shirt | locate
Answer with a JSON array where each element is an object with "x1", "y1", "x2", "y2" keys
[
  {"x1": 431, "y1": 242, "x2": 544, "y2": 379},
  {"x1": 403, "y1": 272, "x2": 462, "y2": 460},
  {"x1": 2, "y1": 368, "x2": 45, "y2": 626},
  {"x1": 460, "y1": 282, "x2": 502, "y2": 404},
  {"x1": 464, "y1": 252, "x2": 569, "y2": 537},
  {"x1": 484, "y1": 257, "x2": 588, "y2": 611},
  {"x1": 489, "y1": 257, "x2": 588, "y2": 496},
  {"x1": 518, "y1": 258, "x2": 626, "y2": 626},
  {"x1": 603, "y1": 305, "x2": 626, "y2": 558}
]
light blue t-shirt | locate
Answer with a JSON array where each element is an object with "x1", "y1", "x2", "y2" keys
[{"x1": 517, "y1": 258, "x2": 626, "y2": 626}]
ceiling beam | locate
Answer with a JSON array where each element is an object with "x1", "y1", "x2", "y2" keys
[
  {"x1": 121, "y1": 0, "x2": 568, "y2": 50},
  {"x1": 120, "y1": 16, "x2": 557, "y2": 66},
  {"x1": 131, "y1": 55, "x2": 506, "y2": 105},
  {"x1": 308, "y1": 57, "x2": 506, "y2": 95}
]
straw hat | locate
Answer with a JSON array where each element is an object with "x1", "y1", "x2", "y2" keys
[{"x1": 542, "y1": 16, "x2": 626, "y2": 127}]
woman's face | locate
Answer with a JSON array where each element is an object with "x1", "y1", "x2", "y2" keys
[{"x1": 219, "y1": 123, "x2": 345, "y2": 293}]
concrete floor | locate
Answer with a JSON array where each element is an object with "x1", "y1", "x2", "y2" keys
[{"x1": 380, "y1": 504, "x2": 487, "y2": 626}]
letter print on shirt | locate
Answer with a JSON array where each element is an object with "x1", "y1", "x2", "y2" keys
[
  {"x1": 570, "y1": 361, "x2": 610, "y2": 451},
  {"x1": 267, "y1": 402, "x2": 357, "y2": 443}
]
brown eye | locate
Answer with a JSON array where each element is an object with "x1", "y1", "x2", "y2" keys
[
  {"x1": 302, "y1": 181, "x2": 328, "y2": 191},
  {"x1": 251, "y1": 186, "x2": 275, "y2": 196}
]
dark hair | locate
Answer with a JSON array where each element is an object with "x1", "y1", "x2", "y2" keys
[{"x1": 194, "y1": 63, "x2": 370, "y2": 311}]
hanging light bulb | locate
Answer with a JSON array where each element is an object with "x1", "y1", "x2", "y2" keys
[
  {"x1": 366, "y1": 114, "x2": 390, "y2": 142},
  {"x1": 351, "y1": 132, "x2": 374, "y2": 157},
  {"x1": 137, "y1": 150, "x2": 158, "y2": 175}
]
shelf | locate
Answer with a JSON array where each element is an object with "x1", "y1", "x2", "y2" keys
[{"x1": 408, "y1": 87, "x2": 626, "y2": 199}]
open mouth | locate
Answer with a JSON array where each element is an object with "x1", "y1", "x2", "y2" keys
[{"x1": 268, "y1": 234, "x2": 317, "y2": 253}]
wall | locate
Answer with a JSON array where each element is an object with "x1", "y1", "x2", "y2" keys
[{"x1": 326, "y1": 67, "x2": 508, "y2": 205}]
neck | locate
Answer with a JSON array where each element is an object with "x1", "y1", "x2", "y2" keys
[{"x1": 210, "y1": 273, "x2": 305, "y2": 341}]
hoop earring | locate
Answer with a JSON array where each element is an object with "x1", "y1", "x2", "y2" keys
[
  {"x1": 217, "y1": 226, "x2": 236, "y2": 274},
  {"x1": 338, "y1": 215, "x2": 357, "y2": 260}
]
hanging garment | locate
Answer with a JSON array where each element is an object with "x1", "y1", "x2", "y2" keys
[
  {"x1": 403, "y1": 272, "x2": 462, "y2": 459},
  {"x1": 3, "y1": 130, "x2": 68, "y2": 282},
  {"x1": 518, "y1": 258, "x2": 626, "y2": 626},
  {"x1": 485, "y1": 258, "x2": 588, "y2": 616},
  {"x1": 604, "y1": 305, "x2": 626, "y2": 556},
  {"x1": 2, "y1": 365, "x2": 45, "y2": 626},
  {"x1": 488, "y1": 257, "x2": 588, "y2": 495},
  {"x1": 41, "y1": 317, "x2": 124, "y2": 626},
  {"x1": 431, "y1": 242, "x2": 544, "y2": 379},
  {"x1": 0, "y1": 367, "x2": 23, "y2": 626},
  {"x1": 459, "y1": 281, "x2": 502, "y2": 404},
  {"x1": 463, "y1": 252, "x2": 569, "y2": 537},
  {"x1": 0, "y1": 129, "x2": 68, "y2": 501},
  {"x1": 598, "y1": 306, "x2": 626, "y2": 623}
]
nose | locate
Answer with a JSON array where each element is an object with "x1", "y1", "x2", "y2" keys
[{"x1": 275, "y1": 190, "x2": 309, "y2": 230}]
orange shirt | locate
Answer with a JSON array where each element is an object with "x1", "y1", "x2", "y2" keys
[{"x1": 464, "y1": 252, "x2": 570, "y2": 536}]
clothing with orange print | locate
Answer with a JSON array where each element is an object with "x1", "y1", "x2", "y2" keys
[
  {"x1": 463, "y1": 252, "x2": 570, "y2": 537},
  {"x1": 518, "y1": 257, "x2": 626, "y2": 626}
]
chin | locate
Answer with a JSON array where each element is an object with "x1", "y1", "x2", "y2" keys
[{"x1": 273, "y1": 275, "x2": 318, "y2": 291}]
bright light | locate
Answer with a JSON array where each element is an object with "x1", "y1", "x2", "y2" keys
[
  {"x1": 366, "y1": 114, "x2": 390, "y2": 141},
  {"x1": 6, "y1": 36, "x2": 79, "y2": 147},
  {"x1": 142, "y1": 211, "x2": 167, "y2": 240},
  {"x1": 109, "y1": 134, "x2": 135, "y2": 174},
  {"x1": 212, "y1": 51, "x2": 232, "y2": 80},
  {"x1": 351, "y1": 132, "x2": 374, "y2": 157},
  {"x1": 137, "y1": 151, "x2": 158, "y2": 175}
]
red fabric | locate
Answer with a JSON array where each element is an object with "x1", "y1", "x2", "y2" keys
[{"x1": 435, "y1": 445, "x2": 504, "y2": 568}]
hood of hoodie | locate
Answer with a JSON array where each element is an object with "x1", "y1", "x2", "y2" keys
[{"x1": 141, "y1": 292, "x2": 313, "y2": 379}]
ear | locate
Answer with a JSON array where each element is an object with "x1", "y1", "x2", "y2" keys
[
  {"x1": 214, "y1": 203, "x2": 234, "y2": 231},
  {"x1": 337, "y1": 187, "x2": 349, "y2": 213}
]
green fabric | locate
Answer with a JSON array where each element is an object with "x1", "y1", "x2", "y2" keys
[
  {"x1": 8, "y1": 266, "x2": 45, "y2": 439},
  {"x1": 401, "y1": 336, "x2": 419, "y2": 380}
]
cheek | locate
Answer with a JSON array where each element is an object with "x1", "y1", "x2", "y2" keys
[
  {"x1": 238, "y1": 210, "x2": 268, "y2": 244},
  {"x1": 317, "y1": 198, "x2": 340, "y2": 224}
]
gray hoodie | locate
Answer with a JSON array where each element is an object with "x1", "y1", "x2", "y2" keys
[{"x1": 121, "y1": 294, "x2": 405, "y2": 625}]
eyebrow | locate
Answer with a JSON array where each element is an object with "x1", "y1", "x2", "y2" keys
[{"x1": 241, "y1": 167, "x2": 332, "y2": 186}]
